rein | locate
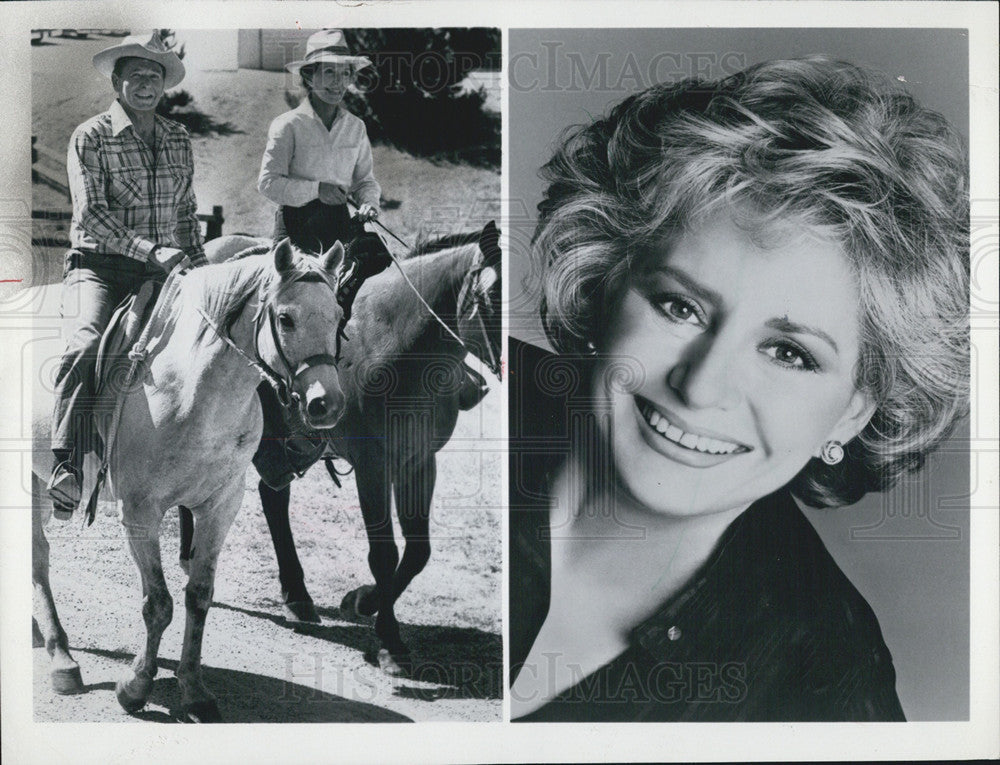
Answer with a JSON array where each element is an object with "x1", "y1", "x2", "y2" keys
[
  {"x1": 457, "y1": 268, "x2": 502, "y2": 380},
  {"x1": 347, "y1": 199, "x2": 499, "y2": 377}
]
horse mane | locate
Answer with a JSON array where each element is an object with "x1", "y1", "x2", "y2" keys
[
  {"x1": 408, "y1": 230, "x2": 481, "y2": 259},
  {"x1": 377, "y1": 242, "x2": 481, "y2": 330},
  {"x1": 188, "y1": 246, "x2": 338, "y2": 338}
]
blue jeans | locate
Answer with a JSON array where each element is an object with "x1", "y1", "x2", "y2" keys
[{"x1": 50, "y1": 250, "x2": 163, "y2": 462}]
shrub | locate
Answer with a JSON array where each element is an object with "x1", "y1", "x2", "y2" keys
[{"x1": 341, "y1": 29, "x2": 501, "y2": 169}]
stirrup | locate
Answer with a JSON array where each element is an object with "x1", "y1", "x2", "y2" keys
[{"x1": 47, "y1": 461, "x2": 82, "y2": 521}]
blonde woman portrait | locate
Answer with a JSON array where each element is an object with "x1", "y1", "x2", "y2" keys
[{"x1": 508, "y1": 30, "x2": 970, "y2": 722}]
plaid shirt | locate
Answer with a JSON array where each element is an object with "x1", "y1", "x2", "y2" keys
[{"x1": 67, "y1": 100, "x2": 206, "y2": 264}]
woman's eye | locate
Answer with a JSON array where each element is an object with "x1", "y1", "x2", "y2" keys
[
  {"x1": 278, "y1": 314, "x2": 295, "y2": 330},
  {"x1": 654, "y1": 295, "x2": 704, "y2": 327},
  {"x1": 762, "y1": 341, "x2": 819, "y2": 372}
]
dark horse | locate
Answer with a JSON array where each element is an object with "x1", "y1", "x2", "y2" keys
[{"x1": 189, "y1": 222, "x2": 501, "y2": 675}]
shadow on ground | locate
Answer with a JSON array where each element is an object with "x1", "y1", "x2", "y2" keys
[
  {"x1": 215, "y1": 601, "x2": 502, "y2": 701},
  {"x1": 77, "y1": 646, "x2": 412, "y2": 723},
  {"x1": 165, "y1": 110, "x2": 243, "y2": 137}
]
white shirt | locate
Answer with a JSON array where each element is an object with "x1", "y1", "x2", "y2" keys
[{"x1": 258, "y1": 99, "x2": 381, "y2": 209}]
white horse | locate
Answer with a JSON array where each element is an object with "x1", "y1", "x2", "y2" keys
[{"x1": 31, "y1": 239, "x2": 346, "y2": 722}]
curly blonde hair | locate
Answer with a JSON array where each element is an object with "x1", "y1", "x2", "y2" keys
[{"x1": 534, "y1": 56, "x2": 969, "y2": 507}]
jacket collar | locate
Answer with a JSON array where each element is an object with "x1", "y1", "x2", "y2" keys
[
  {"x1": 109, "y1": 99, "x2": 135, "y2": 136},
  {"x1": 628, "y1": 488, "x2": 808, "y2": 657},
  {"x1": 296, "y1": 96, "x2": 346, "y2": 130},
  {"x1": 109, "y1": 99, "x2": 168, "y2": 141}
]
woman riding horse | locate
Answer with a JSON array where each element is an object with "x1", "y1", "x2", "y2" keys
[
  {"x1": 248, "y1": 29, "x2": 488, "y2": 540},
  {"x1": 253, "y1": 29, "x2": 393, "y2": 490}
]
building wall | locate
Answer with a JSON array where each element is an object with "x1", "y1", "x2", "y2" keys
[
  {"x1": 238, "y1": 29, "x2": 315, "y2": 72},
  {"x1": 178, "y1": 29, "x2": 239, "y2": 71}
]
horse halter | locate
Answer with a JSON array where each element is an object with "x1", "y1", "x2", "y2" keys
[{"x1": 251, "y1": 288, "x2": 339, "y2": 408}]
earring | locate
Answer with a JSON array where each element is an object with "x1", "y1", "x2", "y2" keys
[
  {"x1": 584, "y1": 341, "x2": 598, "y2": 356},
  {"x1": 820, "y1": 440, "x2": 844, "y2": 465}
]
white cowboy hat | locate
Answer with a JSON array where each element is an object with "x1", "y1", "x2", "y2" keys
[
  {"x1": 285, "y1": 29, "x2": 373, "y2": 74},
  {"x1": 92, "y1": 31, "x2": 185, "y2": 89}
]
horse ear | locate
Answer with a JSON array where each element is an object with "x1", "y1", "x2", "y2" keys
[
  {"x1": 273, "y1": 237, "x2": 295, "y2": 273},
  {"x1": 478, "y1": 221, "x2": 501, "y2": 270},
  {"x1": 321, "y1": 240, "x2": 346, "y2": 276}
]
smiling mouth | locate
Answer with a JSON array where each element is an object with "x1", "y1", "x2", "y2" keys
[{"x1": 635, "y1": 397, "x2": 750, "y2": 456}]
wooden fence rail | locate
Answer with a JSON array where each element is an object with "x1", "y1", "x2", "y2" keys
[{"x1": 31, "y1": 207, "x2": 225, "y2": 248}]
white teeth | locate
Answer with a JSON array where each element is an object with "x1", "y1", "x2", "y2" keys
[{"x1": 639, "y1": 402, "x2": 742, "y2": 455}]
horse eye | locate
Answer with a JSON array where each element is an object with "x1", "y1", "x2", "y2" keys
[{"x1": 278, "y1": 313, "x2": 295, "y2": 329}]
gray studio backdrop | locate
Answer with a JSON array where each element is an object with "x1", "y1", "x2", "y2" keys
[{"x1": 508, "y1": 27, "x2": 970, "y2": 721}]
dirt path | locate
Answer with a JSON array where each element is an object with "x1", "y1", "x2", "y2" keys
[{"x1": 35, "y1": 382, "x2": 502, "y2": 723}]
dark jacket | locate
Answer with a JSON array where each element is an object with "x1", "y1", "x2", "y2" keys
[{"x1": 508, "y1": 337, "x2": 905, "y2": 722}]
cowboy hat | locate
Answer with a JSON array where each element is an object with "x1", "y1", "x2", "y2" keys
[
  {"x1": 285, "y1": 29, "x2": 372, "y2": 74},
  {"x1": 92, "y1": 31, "x2": 185, "y2": 89}
]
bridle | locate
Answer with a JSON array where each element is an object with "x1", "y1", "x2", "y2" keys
[
  {"x1": 457, "y1": 260, "x2": 502, "y2": 380},
  {"x1": 196, "y1": 274, "x2": 341, "y2": 408},
  {"x1": 252, "y1": 297, "x2": 340, "y2": 407}
]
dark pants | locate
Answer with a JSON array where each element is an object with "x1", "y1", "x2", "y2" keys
[
  {"x1": 51, "y1": 250, "x2": 163, "y2": 463},
  {"x1": 273, "y1": 200, "x2": 354, "y2": 253}
]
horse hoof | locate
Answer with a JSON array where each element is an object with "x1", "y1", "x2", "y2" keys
[
  {"x1": 178, "y1": 699, "x2": 222, "y2": 723},
  {"x1": 51, "y1": 665, "x2": 84, "y2": 695},
  {"x1": 377, "y1": 648, "x2": 411, "y2": 678},
  {"x1": 339, "y1": 585, "x2": 377, "y2": 620},
  {"x1": 283, "y1": 600, "x2": 320, "y2": 625},
  {"x1": 115, "y1": 678, "x2": 149, "y2": 714}
]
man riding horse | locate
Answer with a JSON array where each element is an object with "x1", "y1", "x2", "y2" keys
[{"x1": 48, "y1": 32, "x2": 205, "y2": 518}]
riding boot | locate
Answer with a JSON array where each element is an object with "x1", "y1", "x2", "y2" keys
[
  {"x1": 252, "y1": 383, "x2": 298, "y2": 491},
  {"x1": 457, "y1": 366, "x2": 490, "y2": 411},
  {"x1": 252, "y1": 382, "x2": 327, "y2": 491},
  {"x1": 47, "y1": 449, "x2": 82, "y2": 521},
  {"x1": 337, "y1": 232, "x2": 393, "y2": 322}
]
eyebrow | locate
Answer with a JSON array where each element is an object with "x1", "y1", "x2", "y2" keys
[
  {"x1": 647, "y1": 264, "x2": 841, "y2": 354},
  {"x1": 646, "y1": 265, "x2": 724, "y2": 308},
  {"x1": 766, "y1": 317, "x2": 840, "y2": 354}
]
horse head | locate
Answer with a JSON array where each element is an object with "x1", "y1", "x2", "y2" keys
[
  {"x1": 457, "y1": 221, "x2": 502, "y2": 379},
  {"x1": 256, "y1": 238, "x2": 347, "y2": 429}
]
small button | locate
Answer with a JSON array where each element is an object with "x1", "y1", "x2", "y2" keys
[{"x1": 667, "y1": 625, "x2": 682, "y2": 641}]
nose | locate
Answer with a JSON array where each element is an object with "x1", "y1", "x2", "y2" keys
[
  {"x1": 667, "y1": 334, "x2": 741, "y2": 410},
  {"x1": 306, "y1": 394, "x2": 328, "y2": 419},
  {"x1": 304, "y1": 384, "x2": 345, "y2": 427}
]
